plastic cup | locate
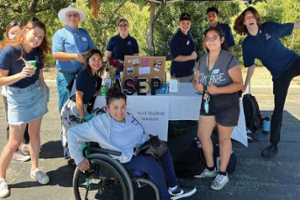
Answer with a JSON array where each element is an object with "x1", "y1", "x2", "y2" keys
[{"x1": 26, "y1": 60, "x2": 37, "y2": 69}]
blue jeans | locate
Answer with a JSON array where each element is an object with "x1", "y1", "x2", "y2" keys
[
  {"x1": 57, "y1": 72, "x2": 76, "y2": 159},
  {"x1": 56, "y1": 72, "x2": 76, "y2": 112},
  {"x1": 124, "y1": 150, "x2": 178, "y2": 200}
]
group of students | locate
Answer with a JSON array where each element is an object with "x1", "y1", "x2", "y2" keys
[{"x1": 0, "y1": 2, "x2": 300, "y2": 200}]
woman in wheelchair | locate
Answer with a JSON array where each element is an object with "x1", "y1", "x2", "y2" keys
[{"x1": 68, "y1": 91, "x2": 196, "y2": 200}]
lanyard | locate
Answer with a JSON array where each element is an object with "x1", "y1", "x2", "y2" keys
[{"x1": 204, "y1": 50, "x2": 222, "y2": 92}]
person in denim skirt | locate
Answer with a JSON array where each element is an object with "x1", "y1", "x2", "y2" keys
[
  {"x1": 0, "y1": 21, "x2": 31, "y2": 162},
  {"x1": 193, "y1": 27, "x2": 243, "y2": 190},
  {"x1": 52, "y1": 3, "x2": 95, "y2": 112},
  {"x1": 0, "y1": 18, "x2": 50, "y2": 198}
]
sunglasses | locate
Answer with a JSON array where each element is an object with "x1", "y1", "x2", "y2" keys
[
  {"x1": 204, "y1": 35, "x2": 220, "y2": 42},
  {"x1": 66, "y1": 13, "x2": 79, "y2": 18}
]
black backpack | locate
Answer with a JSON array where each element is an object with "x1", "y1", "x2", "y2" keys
[
  {"x1": 174, "y1": 137, "x2": 237, "y2": 178},
  {"x1": 243, "y1": 94, "x2": 263, "y2": 134}
]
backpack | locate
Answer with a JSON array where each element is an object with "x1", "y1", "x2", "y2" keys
[
  {"x1": 168, "y1": 121, "x2": 187, "y2": 135},
  {"x1": 243, "y1": 94, "x2": 263, "y2": 134},
  {"x1": 174, "y1": 137, "x2": 206, "y2": 177},
  {"x1": 174, "y1": 137, "x2": 237, "y2": 178}
]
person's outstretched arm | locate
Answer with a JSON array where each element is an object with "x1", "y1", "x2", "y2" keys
[{"x1": 243, "y1": 64, "x2": 256, "y2": 92}]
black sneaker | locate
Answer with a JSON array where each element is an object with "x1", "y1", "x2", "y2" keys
[
  {"x1": 261, "y1": 144, "x2": 278, "y2": 158},
  {"x1": 169, "y1": 186, "x2": 197, "y2": 200}
]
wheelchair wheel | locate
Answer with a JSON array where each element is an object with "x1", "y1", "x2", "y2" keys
[{"x1": 73, "y1": 159, "x2": 128, "y2": 200}]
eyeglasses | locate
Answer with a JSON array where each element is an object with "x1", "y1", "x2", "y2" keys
[
  {"x1": 118, "y1": 24, "x2": 128, "y2": 28},
  {"x1": 204, "y1": 35, "x2": 220, "y2": 42},
  {"x1": 66, "y1": 13, "x2": 79, "y2": 18}
]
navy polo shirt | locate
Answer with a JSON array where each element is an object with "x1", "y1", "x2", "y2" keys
[
  {"x1": 242, "y1": 22, "x2": 300, "y2": 80},
  {"x1": 106, "y1": 34, "x2": 139, "y2": 62},
  {"x1": 170, "y1": 29, "x2": 196, "y2": 77},
  {"x1": 76, "y1": 69, "x2": 102, "y2": 104},
  {"x1": 0, "y1": 45, "x2": 42, "y2": 88},
  {"x1": 213, "y1": 22, "x2": 235, "y2": 47}
]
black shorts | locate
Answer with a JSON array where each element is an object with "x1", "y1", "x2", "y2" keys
[{"x1": 200, "y1": 92, "x2": 240, "y2": 127}]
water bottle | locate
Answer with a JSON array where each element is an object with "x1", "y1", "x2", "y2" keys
[{"x1": 263, "y1": 116, "x2": 271, "y2": 134}]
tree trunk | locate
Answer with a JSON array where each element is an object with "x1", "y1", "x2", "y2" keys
[
  {"x1": 146, "y1": 1, "x2": 166, "y2": 56},
  {"x1": 146, "y1": 2, "x2": 155, "y2": 56}
]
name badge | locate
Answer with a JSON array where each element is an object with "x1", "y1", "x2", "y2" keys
[
  {"x1": 212, "y1": 69, "x2": 220, "y2": 74},
  {"x1": 186, "y1": 40, "x2": 190, "y2": 45},
  {"x1": 82, "y1": 37, "x2": 87, "y2": 41}
]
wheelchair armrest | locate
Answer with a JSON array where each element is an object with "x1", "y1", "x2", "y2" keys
[{"x1": 83, "y1": 146, "x2": 122, "y2": 157}]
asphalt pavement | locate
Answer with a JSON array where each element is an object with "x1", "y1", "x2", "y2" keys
[{"x1": 0, "y1": 82, "x2": 300, "y2": 200}]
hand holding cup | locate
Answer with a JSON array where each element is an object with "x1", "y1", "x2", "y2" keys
[{"x1": 20, "y1": 60, "x2": 36, "y2": 78}]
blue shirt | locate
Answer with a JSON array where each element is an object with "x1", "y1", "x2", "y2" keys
[
  {"x1": 170, "y1": 29, "x2": 196, "y2": 77},
  {"x1": 242, "y1": 22, "x2": 300, "y2": 80},
  {"x1": 76, "y1": 69, "x2": 102, "y2": 104},
  {"x1": 52, "y1": 25, "x2": 95, "y2": 73},
  {"x1": 212, "y1": 22, "x2": 235, "y2": 47},
  {"x1": 0, "y1": 45, "x2": 42, "y2": 88},
  {"x1": 106, "y1": 34, "x2": 139, "y2": 62}
]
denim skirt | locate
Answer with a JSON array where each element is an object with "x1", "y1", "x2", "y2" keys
[{"x1": 7, "y1": 80, "x2": 48, "y2": 125}]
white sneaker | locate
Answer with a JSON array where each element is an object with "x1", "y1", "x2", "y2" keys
[
  {"x1": 12, "y1": 150, "x2": 30, "y2": 162},
  {"x1": 194, "y1": 168, "x2": 217, "y2": 178},
  {"x1": 0, "y1": 178, "x2": 9, "y2": 198},
  {"x1": 169, "y1": 186, "x2": 197, "y2": 200},
  {"x1": 30, "y1": 168, "x2": 50, "y2": 185},
  {"x1": 211, "y1": 173, "x2": 229, "y2": 190}
]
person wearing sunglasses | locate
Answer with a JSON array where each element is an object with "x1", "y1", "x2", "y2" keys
[
  {"x1": 52, "y1": 3, "x2": 95, "y2": 112},
  {"x1": 105, "y1": 18, "x2": 139, "y2": 72},
  {"x1": 205, "y1": 7, "x2": 235, "y2": 54},
  {"x1": 193, "y1": 27, "x2": 243, "y2": 190},
  {"x1": 170, "y1": 13, "x2": 197, "y2": 82},
  {"x1": 52, "y1": 3, "x2": 95, "y2": 164}
]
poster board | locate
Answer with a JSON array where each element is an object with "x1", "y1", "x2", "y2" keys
[{"x1": 123, "y1": 55, "x2": 166, "y2": 84}]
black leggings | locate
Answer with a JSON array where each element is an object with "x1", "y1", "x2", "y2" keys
[{"x1": 271, "y1": 58, "x2": 300, "y2": 145}]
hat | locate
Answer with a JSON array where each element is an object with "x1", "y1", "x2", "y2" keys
[
  {"x1": 179, "y1": 13, "x2": 191, "y2": 21},
  {"x1": 206, "y1": 6, "x2": 219, "y2": 15},
  {"x1": 58, "y1": 4, "x2": 86, "y2": 23}
]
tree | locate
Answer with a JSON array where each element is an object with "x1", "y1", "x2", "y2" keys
[{"x1": 146, "y1": 1, "x2": 166, "y2": 55}]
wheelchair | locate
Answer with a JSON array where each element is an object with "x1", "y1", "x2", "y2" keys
[{"x1": 73, "y1": 144, "x2": 160, "y2": 200}]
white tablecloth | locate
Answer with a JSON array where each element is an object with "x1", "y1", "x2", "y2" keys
[{"x1": 94, "y1": 83, "x2": 248, "y2": 147}]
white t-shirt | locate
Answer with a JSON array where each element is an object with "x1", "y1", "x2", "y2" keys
[
  {"x1": 110, "y1": 114, "x2": 148, "y2": 156},
  {"x1": 1, "y1": 86, "x2": 8, "y2": 97}
]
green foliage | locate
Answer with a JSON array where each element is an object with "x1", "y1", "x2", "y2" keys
[
  {"x1": 1, "y1": 0, "x2": 300, "y2": 69},
  {"x1": 154, "y1": 1, "x2": 240, "y2": 60}
]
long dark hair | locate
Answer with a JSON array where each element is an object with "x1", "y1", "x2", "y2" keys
[
  {"x1": 83, "y1": 48, "x2": 104, "y2": 77},
  {"x1": 0, "y1": 20, "x2": 21, "y2": 50},
  {"x1": 234, "y1": 7, "x2": 262, "y2": 36},
  {"x1": 106, "y1": 90, "x2": 127, "y2": 106},
  {"x1": 203, "y1": 27, "x2": 227, "y2": 53},
  {"x1": 1, "y1": 17, "x2": 50, "y2": 63}
]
